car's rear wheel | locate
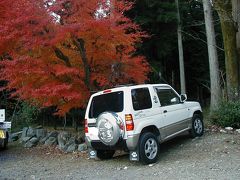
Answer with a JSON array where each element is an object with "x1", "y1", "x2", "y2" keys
[
  {"x1": 96, "y1": 150, "x2": 115, "y2": 160},
  {"x1": 139, "y1": 132, "x2": 159, "y2": 164},
  {"x1": 190, "y1": 114, "x2": 204, "y2": 138}
]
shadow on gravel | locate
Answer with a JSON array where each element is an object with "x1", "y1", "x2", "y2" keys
[
  {"x1": 1, "y1": 133, "x2": 193, "y2": 165},
  {"x1": 109, "y1": 133, "x2": 192, "y2": 163},
  {"x1": 160, "y1": 133, "x2": 191, "y2": 154},
  {"x1": 0, "y1": 142, "x2": 27, "y2": 162}
]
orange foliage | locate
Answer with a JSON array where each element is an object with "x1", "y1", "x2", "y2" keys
[{"x1": 0, "y1": 0, "x2": 150, "y2": 115}]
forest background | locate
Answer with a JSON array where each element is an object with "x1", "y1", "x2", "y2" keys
[{"x1": 0, "y1": 0, "x2": 239, "y2": 131}]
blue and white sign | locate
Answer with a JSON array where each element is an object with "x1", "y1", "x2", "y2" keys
[{"x1": 0, "y1": 109, "x2": 5, "y2": 122}]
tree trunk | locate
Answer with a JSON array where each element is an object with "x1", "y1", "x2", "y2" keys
[
  {"x1": 72, "y1": 38, "x2": 91, "y2": 90},
  {"x1": 203, "y1": 0, "x2": 221, "y2": 111},
  {"x1": 175, "y1": 0, "x2": 186, "y2": 94},
  {"x1": 232, "y1": 0, "x2": 240, "y2": 52},
  {"x1": 213, "y1": 0, "x2": 239, "y2": 100},
  {"x1": 63, "y1": 115, "x2": 66, "y2": 130},
  {"x1": 232, "y1": 0, "x2": 240, "y2": 90}
]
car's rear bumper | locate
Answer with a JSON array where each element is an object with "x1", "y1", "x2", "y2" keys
[
  {"x1": 125, "y1": 133, "x2": 140, "y2": 151},
  {"x1": 0, "y1": 129, "x2": 8, "y2": 148},
  {"x1": 90, "y1": 139, "x2": 127, "y2": 150},
  {"x1": 85, "y1": 133, "x2": 140, "y2": 151}
]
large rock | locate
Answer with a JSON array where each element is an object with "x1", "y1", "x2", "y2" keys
[
  {"x1": 60, "y1": 137, "x2": 76, "y2": 152},
  {"x1": 11, "y1": 131, "x2": 22, "y2": 142},
  {"x1": 57, "y1": 131, "x2": 71, "y2": 150},
  {"x1": 36, "y1": 129, "x2": 47, "y2": 139},
  {"x1": 29, "y1": 137, "x2": 39, "y2": 145},
  {"x1": 66, "y1": 143, "x2": 77, "y2": 153},
  {"x1": 21, "y1": 137, "x2": 31, "y2": 144},
  {"x1": 225, "y1": 127, "x2": 233, "y2": 131},
  {"x1": 44, "y1": 137, "x2": 57, "y2": 146},
  {"x1": 65, "y1": 137, "x2": 76, "y2": 146},
  {"x1": 26, "y1": 127, "x2": 36, "y2": 137},
  {"x1": 48, "y1": 131, "x2": 58, "y2": 138},
  {"x1": 75, "y1": 135, "x2": 85, "y2": 144},
  {"x1": 78, "y1": 143, "x2": 87, "y2": 152},
  {"x1": 21, "y1": 127, "x2": 29, "y2": 139},
  {"x1": 39, "y1": 135, "x2": 49, "y2": 144},
  {"x1": 40, "y1": 131, "x2": 58, "y2": 144},
  {"x1": 23, "y1": 137, "x2": 39, "y2": 148},
  {"x1": 220, "y1": 129, "x2": 227, "y2": 133},
  {"x1": 24, "y1": 141, "x2": 35, "y2": 148}
]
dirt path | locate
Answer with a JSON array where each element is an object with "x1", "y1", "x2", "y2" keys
[{"x1": 1, "y1": 131, "x2": 240, "y2": 180}]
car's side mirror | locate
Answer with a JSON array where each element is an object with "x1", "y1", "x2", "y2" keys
[{"x1": 180, "y1": 94, "x2": 187, "y2": 102}]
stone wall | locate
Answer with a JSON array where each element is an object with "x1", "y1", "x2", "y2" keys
[{"x1": 19, "y1": 127, "x2": 87, "y2": 153}]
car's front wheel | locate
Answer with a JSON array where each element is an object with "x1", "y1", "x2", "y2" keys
[
  {"x1": 96, "y1": 150, "x2": 115, "y2": 160},
  {"x1": 190, "y1": 114, "x2": 204, "y2": 138},
  {"x1": 139, "y1": 132, "x2": 159, "y2": 164},
  {"x1": 0, "y1": 136, "x2": 8, "y2": 150},
  {"x1": 3, "y1": 137, "x2": 8, "y2": 149}
]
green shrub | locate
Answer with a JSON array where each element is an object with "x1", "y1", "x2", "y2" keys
[
  {"x1": 11, "y1": 102, "x2": 40, "y2": 132},
  {"x1": 20, "y1": 102, "x2": 39, "y2": 125},
  {"x1": 211, "y1": 101, "x2": 240, "y2": 128}
]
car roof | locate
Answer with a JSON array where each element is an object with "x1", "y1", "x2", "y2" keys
[{"x1": 91, "y1": 84, "x2": 172, "y2": 96}]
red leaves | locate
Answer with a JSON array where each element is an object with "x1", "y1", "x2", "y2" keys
[
  {"x1": 53, "y1": 65, "x2": 81, "y2": 77},
  {"x1": 0, "y1": 0, "x2": 150, "y2": 116}
]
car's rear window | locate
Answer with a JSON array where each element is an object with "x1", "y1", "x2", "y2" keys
[{"x1": 89, "y1": 91, "x2": 124, "y2": 118}]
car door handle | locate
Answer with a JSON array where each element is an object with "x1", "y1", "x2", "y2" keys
[{"x1": 163, "y1": 110, "x2": 167, "y2": 113}]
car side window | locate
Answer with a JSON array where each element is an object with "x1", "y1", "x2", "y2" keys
[
  {"x1": 131, "y1": 88, "x2": 152, "y2": 111},
  {"x1": 155, "y1": 88, "x2": 180, "y2": 106}
]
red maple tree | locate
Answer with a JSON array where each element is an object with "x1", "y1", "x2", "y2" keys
[{"x1": 0, "y1": 0, "x2": 150, "y2": 115}]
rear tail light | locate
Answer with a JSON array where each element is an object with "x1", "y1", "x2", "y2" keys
[
  {"x1": 125, "y1": 114, "x2": 134, "y2": 131},
  {"x1": 84, "y1": 119, "x2": 88, "y2": 133}
]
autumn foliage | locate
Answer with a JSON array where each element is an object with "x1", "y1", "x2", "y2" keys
[{"x1": 0, "y1": 0, "x2": 150, "y2": 115}]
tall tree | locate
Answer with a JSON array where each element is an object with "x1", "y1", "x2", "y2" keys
[
  {"x1": 233, "y1": 0, "x2": 240, "y2": 59},
  {"x1": 203, "y1": 0, "x2": 221, "y2": 110},
  {"x1": 127, "y1": 0, "x2": 178, "y2": 83},
  {"x1": 0, "y1": 0, "x2": 150, "y2": 115},
  {"x1": 176, "y1": 0, "x2": 186, "y2": 94},
  {"x1": 213, "y1": 0, "x2": 239, "y2": 100}
]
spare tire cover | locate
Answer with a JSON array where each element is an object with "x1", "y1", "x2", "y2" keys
[{"x1": 97, "y1": 112, "x2": 124, "y2": 146}]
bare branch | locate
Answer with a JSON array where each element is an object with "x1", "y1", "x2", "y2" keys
[
  {"x1": 53, "y1": 47, "x2": 71, "y2": 67},
  {"x1": 181, "y1": 30, "x2": 224, "y2": 51}
]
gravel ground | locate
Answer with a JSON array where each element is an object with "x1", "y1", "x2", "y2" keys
[{"x1": 1, "y1": 131, "x2": 240, "y2": 180}]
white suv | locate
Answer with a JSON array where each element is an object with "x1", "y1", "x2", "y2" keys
[{"x1": 85, "y1": 84, "x2": 204, "y2": 164}]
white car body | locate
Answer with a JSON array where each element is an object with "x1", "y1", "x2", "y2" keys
[
  {"x1": 85, "y1": 84, "x2": 203, "y2": 163},
  {"x1": 0, "y1": 109, "x2": 11, "y2": 149}
]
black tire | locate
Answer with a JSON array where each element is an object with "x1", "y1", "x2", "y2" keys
[
  {"x1": 96, "y1": 150, "x2": 115, "y2": 160},
  {"x1": 139, "y1": 132, "x2": 159, "y2": 165},
  {"x1": 3, "y1": 137, "x2": 8, "y2": 149},
  {"x1": 190, "y1": 114, "x2": 204, "y2": 138},
  {"x1": 0, "y1": 135, "x2": 8, "y2": 150}
]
